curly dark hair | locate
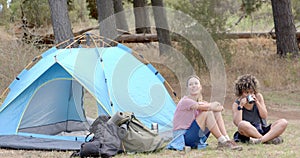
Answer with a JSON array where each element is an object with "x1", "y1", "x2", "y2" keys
[{"x1": 234, "y1": 74, "x2": 260, "y2": 97}]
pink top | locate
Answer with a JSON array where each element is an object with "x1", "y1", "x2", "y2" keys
[{"x1": 173, "y1": 96, "x2": 203, "y2": 130}]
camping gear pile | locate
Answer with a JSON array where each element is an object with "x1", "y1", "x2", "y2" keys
[{"x1": 71, "y1": 112, "x2": 165, "y2": 157}]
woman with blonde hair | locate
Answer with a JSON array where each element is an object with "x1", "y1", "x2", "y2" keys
[{"x1": 168, "y1": 75, "x2": 242, "y2": 151}]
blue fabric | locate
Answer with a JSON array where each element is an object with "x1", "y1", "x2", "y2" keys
[
  {"x1": 0, "y1": 45, "x2": 176, "y2": 140},
  {"x1": 1, "y1": 47, "x2": 58, "y2": 113},
  {"x1": 166, "y1": 120, "x2": 210, "y2": 150},
  {"x1": 184, "y1": 120, "x2": 205, "y2": 148},
  {"x1": 0, "y1": 44, "x2": 178, "y2": 150},
  {"x1": 101, "y1": 47, "x2": 176, "y2": 132},
  {"x1": 166, "y1": 130, "x2": 186, "y2": 151}
]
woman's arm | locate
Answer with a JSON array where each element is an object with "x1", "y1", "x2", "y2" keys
[
  {"x1": 209, "y1": 102, "x2": 224, "y2": 112},
  {"x1": 254, "y1": 93, "x2": 268, "y2": 119},
  {"x1": 232, "y1": 99, "x2": 244, "y2": 127},
  {"x1": 190, "y1": 101, "x2": 223, "y2": 112},
  {"x1": 190, "y1": 102, "x2": 210, "y2": 111}
]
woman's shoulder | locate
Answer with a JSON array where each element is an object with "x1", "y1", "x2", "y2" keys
[
  {"x1": 179, "y1": 96, "x2": 190, "y2": 101},
  {"x1": 256, "y1": 92, "x2": 263, "y2": 97},
  {"x1": 178, "y1": 96, "x2": 196, "y2": 104}
]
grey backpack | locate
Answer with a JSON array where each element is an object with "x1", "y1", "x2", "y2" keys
[
  {"x1": 108, "y1": 112, "x2": 165, "y2": 153},
  {"x1": 71, "y1": 115, "x2": 121, "y2": 158}
]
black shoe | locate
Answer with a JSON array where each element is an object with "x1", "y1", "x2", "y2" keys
[{"x1": 265, "y1": 136, "x2": 283, "y2": 145}]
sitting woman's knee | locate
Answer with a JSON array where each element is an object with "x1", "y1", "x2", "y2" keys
[
  {"x1": 238, "y1": 121, "x2": 251, "y2": 132},
  {"x1": 279, "y1": 118, "x2": 288, "y2": 128},
  {"x1": 213, "y1": 111, "x2": 222, "y2": 117},
  {"x1": 204, "y1": 110, "x2": 214, "y2": 117}
]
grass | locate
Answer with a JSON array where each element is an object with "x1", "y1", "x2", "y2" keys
[
  {"x1": 225, "y1": 38, "x2": 300, "y2": 92},
  {"x1": 113, "y1": 114, "x2": 300, "y2": 158},
  {"x1": 225, "y1": 3, "x2": 274, "y2": 33},
  {"x1": 2, "y1": 114, "x2": 298, "y2": 158},
  {"x1": 264, "y1": 90, "x2": 300, "y2": 107}
]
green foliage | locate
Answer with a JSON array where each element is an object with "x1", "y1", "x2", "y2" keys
[
  {"x1": 0, "y1": 0, "x2": 9, "y2": 25},
  {"x1": 67, "y1": 0, "x2": 75, "y2": 10},
  {"x1": 68, "y1": 0, "x2": 89, "y2": 22},
  {"x1": 166, "y1": 0, "x2": 231, "y2": 73},
  {"x1": 7, "y1": 0, "x2": 22, "y2": 23},
  {"x1": 291, "y1": 0, "x2": 300, "y2": 24},
  {"x1": 169, "y1": 0, "x2": 228, "y2": 37},
  {"x1": 9, "y1": 0, "x2": 51, "y2": 27},
  {"x1": 26, "y1": 0, "x2": 50, "y2": 27},
  {"x1": 241, "y1": 0, "x2": 265, "y2": 15},
  {"x1": 225, "y1": 3, "x2": 273, "y2": 32},
  {"x1": 86, "y1": 0, "x2": 97, "y2": 20},
  {"x1": 8, "y1": 0, "x2": 89, "y2": 28}
]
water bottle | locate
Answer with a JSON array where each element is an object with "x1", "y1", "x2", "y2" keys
[{"x1": 151, "y1": 123, "x2": 158, "y2": 134}]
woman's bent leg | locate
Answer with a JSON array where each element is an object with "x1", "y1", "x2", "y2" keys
[
  {"x1": 238, "y1": 121, "x2": 262, "y2": 138},
  {"x1": 196, "y1": 111, "x2": 242, "y2": 150},
  {"x1": 196, "y1": 111, "x2": 222, "y2": 139},
  {"x1": 261, "y1": 119, "x2": 288, "y2": 143},
  {"x1": 213, "y1": 111, "x2": 228, "y2": 137}
]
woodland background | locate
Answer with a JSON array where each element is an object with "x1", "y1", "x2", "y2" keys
[{"x1": 0, "y1": 0, "x2": 300, "y2": 157}]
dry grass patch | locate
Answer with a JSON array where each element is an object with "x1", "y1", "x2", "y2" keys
[{"x1": 226, "y1": 38, "x2": 300, "y2": 92}]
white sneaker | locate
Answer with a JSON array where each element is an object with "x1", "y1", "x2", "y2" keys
[{"x1": 217, "y1": 140, "x2": 243, "y2": 151}]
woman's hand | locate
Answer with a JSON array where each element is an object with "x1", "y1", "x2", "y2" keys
[
  {"x1": 209, "y1": 101, "x2": 224, "y2": 112},
  {"x1": 239, "y1": 97, "x2": 247, "y2": 107}
]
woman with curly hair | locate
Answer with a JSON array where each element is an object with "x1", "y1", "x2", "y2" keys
[
  {"x1": 232, "y1": 74, "x2": 288, "y2": 144},
  {"x1": 168, "y1": 75, "x2": 242, "y2": 151}
]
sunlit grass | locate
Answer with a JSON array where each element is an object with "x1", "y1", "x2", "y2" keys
[
  {"x1": 264, "y1": 90, "x2": 300, "y2": 107},
  {"x1": 225, "y1": 3, "x2": 274, "y2": 32}
]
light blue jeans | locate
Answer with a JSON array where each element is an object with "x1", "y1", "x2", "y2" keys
[{"x1": 167, "y1": 120, "x2": 210, "y2": 150}]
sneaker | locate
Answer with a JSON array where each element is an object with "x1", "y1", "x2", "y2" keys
[
  {"x1": 249, "y1": 137, "x2": 262, "y2": 144},
  {"x1": 265, "y1": 136, "x2": 283, "y2": 145},
  {"x1": 217, "y1": 140, "x2": 243, "y2": 151}
]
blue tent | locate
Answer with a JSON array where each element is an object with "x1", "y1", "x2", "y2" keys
[{"x1": 0, "y1": 43, "x2": 176, "y2": 150}]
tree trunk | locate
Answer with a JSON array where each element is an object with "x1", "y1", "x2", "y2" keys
[
  {"x1": 97, "y1": 0, "x2": 118, "y2": 45},
  {"x1": 151, "y1": 0, "x2": 171, "y2": 56},
  {"x1": 133, "y1": 0, "x2": 151, "y2": 34},
  {"x1": 48, "y1": 0, "x2": 75, "y2": 48},
  {"x1": 113, "y1": 0, "x2": 129, "y2": 34},
  {"x1": 271, "y1": 0, "x2": 299, "y2": 57}
]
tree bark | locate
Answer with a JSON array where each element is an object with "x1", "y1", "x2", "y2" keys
[
  {"x1": 271, "y1": 0, "x2": 299, "y2": 57},
  {"x1": 151, "y1": 0, "x2": 171, "y2": 56},
  {"x1": 38, "y1": 31, "x2": 300, "y2": 45},
  {"x1": 48, "y1": 0, "x2": 75, "y2": 48},
  {"x1": 116, "y1": 33, "x2": 158, "y2": 43},
  {"x1": 97, "y1": 0, "x2": 118, "y2": 45},
  {"x1": 113, "y1": 0, "x2": 129, "y2": 34},
  {"x1": 133, "y1": 0, "x2": 151, "y2": 34}
]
